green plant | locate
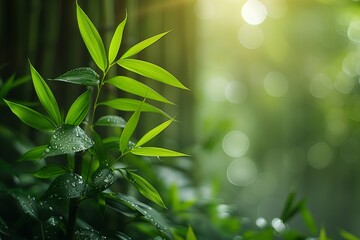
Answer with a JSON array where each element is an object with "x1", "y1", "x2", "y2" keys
[{"x1": 1, "y1": 2, "x2": 193, "y2": 239}]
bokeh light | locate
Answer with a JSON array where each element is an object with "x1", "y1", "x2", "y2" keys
[
  {"x1": 227, "y1": 158, "x2": 257, "y2": 186},
  {"x1": 222, "y1": 131, "x2": 250, "y2": 157},
  {"x1": 238, "y1": 25, "x2": 264, "y2": 49},
  {"x1": 307, "y1": 142, "x2": 333, "y2": 169},
  {"x1": 241, "y1": 0, "x2": 267, "y2": 25},
  {"x1": 263, "y1": 71, "x2": 289, "y2": 97}
]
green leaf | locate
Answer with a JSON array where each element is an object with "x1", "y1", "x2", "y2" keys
[
  {"x1": 4, "y1": 100, "x2": 56, "y2": 131},
  {"x1": 106, "y1": 76, "x2": 173, "y2": 104},
  {"x1": 33, "y1": 165, "x2": 69, "y2": 179},
  {"x1": 92, "y1": 129, "x2": 108, "y2": 165},
  {"x1": 29, "y1": 62, "x2": 62, "y2": 126},
  {"x1": 130, "y1": 147, "x2": 189, "y2": 157},
  {"x1": 44, "y1": 173, "x2": 88, "y2": 199},
  {"x1": 74, "y1": 226, "x2": 106, "y2": 240},
  {"x1": 186, "y1": 226, "x2": 197, "y2": 240},
  {"x1": 124, "y1": 170, "x2": 166, "y2": 208},
  {"x1": 103, "y1": 193, "x2": 173, "y2": 239},
  {"x1": 117, "y1": 59, "x2": 188, "y2": 90},
  {"x1": 120, "y1": 105, "x2": 141, "y2": 152},
  {"x1": 17, "y1": 145, "x2": 47, "y2": 162},
  {"x1": 95, "y1": 115, "x2": 126, "y2": 128},
  {"x1": 340, "y1": 230, "x2": 360, "y2": 240},
  {"x1": 320, "y1": 228, "x2": 329, "y2": 240},
  {"x1": 135, "y1": 119, "x2": 173, "y2": 147},
  {"x1": 115, "y1": 232, "x2": 132, "y2": 240},
  {"x1": 281, "y1": 191, "x2": 296, "y2": 221},
  {"x1": 13, "y1": 193, "x2": 39, "y2": 221},
  {"x1": 121, "y1": 31, "x2": 169, "y2": 59},
  {"x1": 301, "y1": 205, "x2": 317, "y2": 235},
  {"x1": 50, "y1": 67, "x2": 99, "y2": 86},
  {"x1": 99, "y1": 98, "x2": 169, "y2": 117},
  {"x1": 0, "y1": 75, "x2": 15, "y2": 100},
  {"x1": 44, "y1": 125, "x2": 94, "y2": 157},
  {"x1": 108, "y1": 13, "x2": 127, "y2": 64},
  {"x1": 0, "y1": 217, "x2": 9, "y2": 236},
  {"x1": 65, "y1": 90, "x2": 91, "y2": 125},
  {"x1": 76, "y1": 3, "x2": 107, "y2": 71},
  {"x1": 87, "y1": 167, "x2": 117, "y2": 197}
]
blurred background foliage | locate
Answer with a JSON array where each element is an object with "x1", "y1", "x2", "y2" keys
[{"x1": 1, "y1": 0, "x2": 360, "y2": 238}]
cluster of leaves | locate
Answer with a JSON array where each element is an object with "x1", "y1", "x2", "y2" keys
[{"x1": 0, "y1": 2, "x2": 195, "y2": 240}]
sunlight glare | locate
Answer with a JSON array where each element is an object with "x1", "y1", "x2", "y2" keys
[
  {"x1": 227, "y1": 157, "x2": 257, "y2": 186},
  {"x1": 241, "y1": 0, "x2": 267, "y2": 25},
  {"x1": 238, "y1": 25, "x2": 264, "y2": 49}
]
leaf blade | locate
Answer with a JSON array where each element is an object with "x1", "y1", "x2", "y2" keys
[
  {"x1": 135, "y1": 119, "x2": 173, "y2": 147},
  {"x1": 76, "y1": 3, "x2": 107, "y2": 71},
  {"x1": 121, "y1": 31, "x2": 169, "y2": 59},
  {"x1": 106, "y1": 76, "x2": 173, "y2": 104},
  {"x1": 131, "y1": 147, "x2": 189, "y2": 157},
  {"x1": 119, "y1": 105, "x2": 141, "y2": 152},
  {"x1": 17, "y1": 145, "x2": 48, "y2": 162},
  {"x1": 117, "y1": 59, "x2": 188, "y2": 90},
  {"x1": 65, "y1": 90, "x2": 91, "y2": 126},
  {"x1": 108, "y1": 14, "x2": 127, "y2": 64},
  {"x1": 29, "y1": 62, "x2": 62, "y2": 126},
  {"x1": 5, "y1": 100, "x2": 56, "y2": 131},
  {"x1": 50, "y1": 67, "x2": 100, "y2": 86}
]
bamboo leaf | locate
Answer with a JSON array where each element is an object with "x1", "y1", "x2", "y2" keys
[
  {"x1": 44, "y1": 173, "x2": 88, "y2": 199},
  {"x1": 108, "y1": 13, "x2": 127, "y2": 64},
  {"x1": 44, "y1": 125, "x2": 94, "y2": 157},
  {"x1": 76, "y1": 3, "x2": 107, "y2": 71},
  {"x1": 95, "y1": 115, "x2": 126, "y2": 128},
  {"x1": 106, "y1": 76, "x2": 173, "y2": 104},
  {"x1": 135, "y1": 119, "x2": 173, "y2": 147},
  {"x1": 121, "y1": 31, "x2": 169, "y2": 59},
  {"x1": 186, "y1": 226, "x2": 197, "y2": 240},
  {"x1": 103, "y1": 193, "x2": 173, "y2": 239},
  {"x1": 340, "y1": 230, "x2": 360, "y2": 240},
  {"x1": 13, "y1": 193, "x2": 39, "y2": 221},
  {"x1": 119, "y1": 106, "x2": 141, "y2": 152},
  {"x1": 4, "y1": 100, "x2": 56, "y2": 131},
  {"x1": 50, "y1": 67, "x2": 99, "y2": 86},
  {"x1": 301, "y1": 205, "x2": 318, "y2": 235},
  {"x1": 65, "y1": 90, "x2": 91, "y2": 126},
  {"x1": 29, "y1": 63, "x2": 62, "y2": 126},
  {"x1": 33, "y1": 165, "x2": 68, "y2": 179},
  {"x1": 17, "y1": 145, "x2": 47, "y2": 162},
  {"x1": 87, "y1": 167, "x2": 117, "y2": 197},
  {"x1": 131, "y1": 147, "x2": 189, "y2": 157},
  {"x1": 124, "y1": 170, "x2": 167, "y2": 208},
  {"x1": 98, "y1": 98, "x2": 170, "y2": 117},
  {"x1": 117, "y1": 59, "x2": 188, "y2": 90}
]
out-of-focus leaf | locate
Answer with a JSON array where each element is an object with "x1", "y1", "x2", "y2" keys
[
  {"x1": 43, "y1": 173, "x2": 87, "y2": 199},
  {"x1": 76, "y1": 4, "x2": 107, "y2": 71},
  {"x1": 65, "y1": 90, "x2": 91, "y2": 126},
  {"x1": 95, "y1": 115, "x2": 126, "y2": 128},
  {"x1": 121, "y1": 31, "x2": 169, "y2": 59},
  {"x1": 74, "y1": 226, "x2": 106, "y2": 240},
  {"x1": 320, "y1": 228, "x2": 329, "y2": 240},
  {"x1": 123, "y1": 170, "x2": 166, "y2": 208},
  {"x1": 106, "y1": 76, "x2": 173, "y2": 104},
  {"x1": 120, "y1": 105, "x2": 141, "y2": 152},
  {"x1": 87, "y1": 167, "x2": 117, "y2": 197},
  {"x1": 4, "y1": 100, "x2": 56, "y2": 131},
  {"x1": 43, "y1": 216, "x2": 64, "y2": 239},
  {"x1": 281, "y1": 191, "x2": 296, "y2": 221},
  {"x1": 92, "y1": 129, "x2": 107, "y2": 165},
  {"x1": 103, "y1": 193, "x2": 173, "y2": 239},
  {"x1": 108, "y1": 14, "x2": 127, "y2": 64},
  {"x1": 33, "y1": 165, "x2": 68, "y2": 179},
  {"x1": 50, "y1": 67, "x2": 99, "y2": 86},
  {"x1": 135, "y1": 119, "x2": 173, "y2": 147},
  {"x1": 99, "y1": 98, "x2": 169, "y2": 117},
  {"x1": 13, "y1": 193, "x2": 39, "y2": 221},
  {"x1": 17, "y1": 145, "x2": 47, "y2": 162},
  {"x1": 301, "y1": 205, "x2": 317, "y2": 235},
  {"x1": 130, "y1": 147, "x2": 189, "y2": 157},
  {"x1": 29, "y1": 62, "x2": 62, "y2": 126},
  {"x1": 117, "y1": 59, "x2": 188, "y2": 90},
  {"x1": 0, "y1": 217, "x2": 9, "y2": 236},
  {"x1": 186, "y1": 226, "x2": 197, "y2": 240},
  {"x1": 0, "y1": 75, "x2": 14, "y2": 100},
  {"x1": 115, "y1": 232, "x2": 132, "y2": 240},
  {"x1": 103, "y1": 137, "x2": 120, "y2": 150},
  {"x1": 44, "y1": 125, "x2": 94, "y2": 157},
  {"x1": 340, "y1": 229, "x2": 360, "y2": 240}
]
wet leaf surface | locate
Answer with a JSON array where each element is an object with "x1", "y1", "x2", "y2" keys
[
  {"x1": 44, "y1": 125, "x2": 94, "y2": 157},
  {"x1": 44, "y1": 173, "x2": 88, "y2": 199}
]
